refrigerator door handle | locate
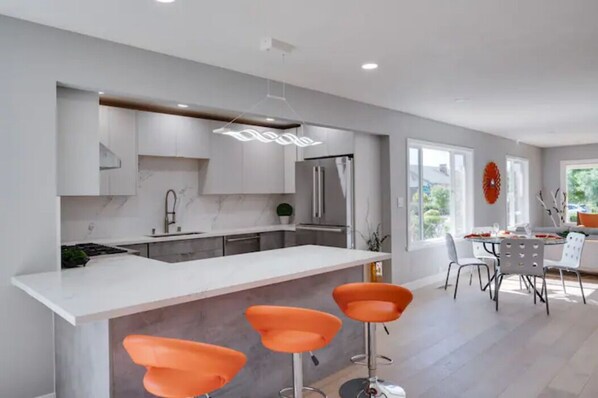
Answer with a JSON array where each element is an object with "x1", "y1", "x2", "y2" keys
[
  {"x1": 312, "y1": 166, "x2": 319, "y2": 218},
  {"x1": 319, "y1": 167, "x2": 325, "y2": 216}
]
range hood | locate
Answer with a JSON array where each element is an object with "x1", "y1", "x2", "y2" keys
[{"x1": 99, "y1": 143, "x2": 122, "y2": 170}]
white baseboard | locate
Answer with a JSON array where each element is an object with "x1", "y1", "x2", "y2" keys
[
  {"x1": 36, "y1": 393, "x2": 55, "y2": 398},
  {"x1": 401, "y1": 271, "x2": 447, "y2": 291}
]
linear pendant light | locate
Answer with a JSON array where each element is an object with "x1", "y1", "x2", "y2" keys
[{"x1": 213, "y1": 39, "x2": 322, "y2": 147}]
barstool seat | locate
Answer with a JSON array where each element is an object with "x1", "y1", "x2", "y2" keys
[
  {"x1": 333, "y1": 283, "x2": 413, "y2": 398},
  {"x1": 246, "y1": 305, "x2": 342, "y2": 398},
  {"x1": 123, "y1": 335, "x2": 246, "y2": 398}
]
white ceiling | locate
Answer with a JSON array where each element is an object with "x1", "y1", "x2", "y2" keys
[{"x1": 3, "y1": 0, "x2": 598, "y2": 147}]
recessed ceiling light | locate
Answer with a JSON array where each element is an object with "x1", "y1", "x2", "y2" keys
[
  {"x1": 98, "y1": 91, "x2": 104, "y2": 95},
  {"x1": 177, "y1": 104, "x2": 188, "y2": 108},
  {"x1": 266, "y1": 117, "x2": 276, "y2": 122},
  {"x1": 361, "y1": 63, "x2": 378, "y2": 70},
  {"x1": 156, "y1": 0, "x2": 175, "y2": 3},
  {"x1": 454, "y1": 98, "x2": 469, "y2": 103}
]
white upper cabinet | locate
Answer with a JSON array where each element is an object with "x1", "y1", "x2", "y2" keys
[
  {"x1": 199, "y1": 124, "x2": 289, "y2": 194},
  {"x1": 99, "y1": 106, "x2": 138, "y2": 196},
  {"x1": 137, "y1": 111, "x2": 210, "y2": 159},
  {"x1": 301, "y1": 125, "x2": 354, "y2": 159},
  {"x1": 198, "y1": 131, "x2": 244, "y2": 194},
  {"x1": 283, "y1": 128, "x2": 298, "y2": 194},
  {"x1": 57, "y1": 87, "x2": 100, "y2": 196}
]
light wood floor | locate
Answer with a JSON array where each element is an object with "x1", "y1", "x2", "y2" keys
[{"x1": 312, "y1": 273, "x2": 598, "y2": 398}]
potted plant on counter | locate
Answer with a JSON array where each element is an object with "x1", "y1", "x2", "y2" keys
[
  {"x1": 360, "y1": 224, "x2": 390, "y2": 282},
  {"x1": 61, "y1": 247, "x2": 90, "y2": 269},
  {"x1": 276, "y1": 203, "x2": 293, "y2": 225}
]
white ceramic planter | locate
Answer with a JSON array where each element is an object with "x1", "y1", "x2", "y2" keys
[{"x1": 279, "y1": 216, "x2": 290, "y2": 225}]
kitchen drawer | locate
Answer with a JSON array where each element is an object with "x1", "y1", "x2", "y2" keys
[
  {"x1": 119, "y1": 243, "x2": 149, "y2": 258},
  {"x1": 148, "y1": 237, "x2": 223, "y2": 263},
  {"x1": 224, "y1": 234, "x2": 261, "y2": 256},
  {"x1": 284, "y1": 231, "x2": 297, "y2": 248},
  {"x1": 260, "y1": 231, "x2": 285, "y2": 251}
]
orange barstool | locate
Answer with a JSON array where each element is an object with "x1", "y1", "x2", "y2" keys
[
  {"x1": 333, "y1": 283, "x2": 413, "y2": 398},
  {"x1": 245, "y1": 305, "x2": 342, "y2": 398},
  {"x1": 123, "y1": 335, "x2": 246, "y2": 398}
]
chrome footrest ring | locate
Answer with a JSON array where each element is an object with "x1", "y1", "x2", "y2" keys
[
  {"x1": 279, "y1": 386, "x2": 327, "y2": 398},
  {"x1": 350, "y1": 354, "x2": 393, "y2": 366}
]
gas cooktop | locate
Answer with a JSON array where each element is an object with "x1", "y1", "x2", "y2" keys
[{"x1": 61, "y1": 243, "x2": 129, "y2": 257}]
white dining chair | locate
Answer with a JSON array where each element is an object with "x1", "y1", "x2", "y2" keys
[
  {"x1": 496, "y1": 239, "x2": 548, "y2": 315},
  {"x1": 445, "y1": 234, "x2": 492, "y2": 300},
  {"x1": 470, "y1": 226, "x2": 499, "y2": 285},
  {"x1": 543, "y1": 232, "x2": 586, "y2": 304}
]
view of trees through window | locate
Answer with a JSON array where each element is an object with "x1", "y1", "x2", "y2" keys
[
  {"x1": 409, "y1": 142, "x2": 472, "y2": 245},
  {"x1": 566, "y1": 164, "x2": 598, "y2": 223}
]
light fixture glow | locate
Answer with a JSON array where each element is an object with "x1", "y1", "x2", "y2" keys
[
  {"x1": 98, "y1": 91, "x2": 104, "y2": 95},
  {"x1": 177, "y1": 104, "x2": 188, "y2": 108},
  {"x1": 361, "y1": 63, "x2": 378, "y2": 70},
  {"x1": 214, "y1": 128, "x2": 322, "y2": 147},
  {"x1": 266, "y1": 117, "x2": 275, "y2": 122},
  {"x1": 156, "y1": 0, "x2": 175, "y2": 3}
]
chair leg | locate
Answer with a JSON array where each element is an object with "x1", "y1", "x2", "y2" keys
[
  {"x1": 444, "y1": 263, "x2": 452, "y2": 290},
  {"x1": 469, "y1": 268, "x2": 473, "y2": 286},
  {"x1": 576, "y1": 271, "x2": 586, "y2": 304},
  {"x1": 495, "y1": 273, "x2": 500, "y2": 311},
  {"x1": 519, "y1": 275, "x2": 523, "y2": 290},
  {"x1": 485, "y1": 265, "x2": 492, "y2": 299},
  {"x1": 560, "y1": 269, "x2": 567, "y2": 294},
  {"x1": 454, "y1": 266, "x2": 463, "y2": 300},
  {"x1": 544, "y1": 275, "x2": 550, "y2": 316},
  {"x1": 533, "y1": 276, "x2": 537, "y2": 305},
  {"x1": 477, "y1": 265, "x2": 484, "y2": 290}
]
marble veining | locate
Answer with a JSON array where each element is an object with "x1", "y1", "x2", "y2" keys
[{"x1": 61, "y1": 156, "x2": 292, "y2": 242}]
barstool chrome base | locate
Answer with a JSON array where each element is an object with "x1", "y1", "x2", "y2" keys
[
  {"x1": 339, "y1": 378, "x2": 406, "y2": 398},
  {"x1": 350, "y1": 354, "x2": 393, "y2": 366},
  {"x1": 279, "y1": 386, "x2": 327, "y2": 398}
]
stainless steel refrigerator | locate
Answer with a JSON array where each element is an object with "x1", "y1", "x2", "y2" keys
[{"x1": 295, "y1": 156, "x2": 354, "y2": 248}]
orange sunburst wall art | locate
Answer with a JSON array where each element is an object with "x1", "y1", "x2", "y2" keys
[{"x1": 483, "y1": 162, "x2": 501, "y2": 204}]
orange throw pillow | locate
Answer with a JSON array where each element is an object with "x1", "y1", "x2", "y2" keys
[{"x1": 578, "y1": 212, "x2": 598, "y2": 228}]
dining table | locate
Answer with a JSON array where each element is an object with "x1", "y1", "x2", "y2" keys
[{"x1": 465, "y1": 233, "x2": 566, "y2": 302}]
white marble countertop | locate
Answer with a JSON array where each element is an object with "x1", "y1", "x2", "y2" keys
[
  {"x1": 12, "y1": 245, "x2": 390, "y2": 326},
  {"x1": 63, "y1": 224, "x2": 296, "y2": 246}
]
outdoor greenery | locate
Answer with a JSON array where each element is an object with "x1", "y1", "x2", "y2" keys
[
  {"x1": 567, "y1": 168, "x2": 598, "y2": 221},
  {"x1": 411, "y1": 185, "x2": 451, "y2": 240}
]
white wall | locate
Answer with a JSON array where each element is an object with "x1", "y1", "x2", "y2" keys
[
  {"x1": 542, "y1": 144, "x2": 598, "y2": 226},
  {"x1": 61, "y1": 157, "x2": 287, "y2": 241},
  {"x1": 0, "y1": 15, "x2": 542, "y2": 397}
]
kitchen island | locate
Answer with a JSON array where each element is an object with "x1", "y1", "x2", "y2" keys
[{"x1": 12, "y1": 245, "x2": 390, "y2": 398}]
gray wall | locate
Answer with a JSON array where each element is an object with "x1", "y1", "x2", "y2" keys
[
  {"x1": 542, "y1": 144, "x2": 598, "y2": 225},
  {"x1": 0, "y1": 15, "x2": 542, "y2": 397}
]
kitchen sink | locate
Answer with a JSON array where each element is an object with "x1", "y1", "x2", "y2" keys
[{"x1": 145, "y1": 231, "x2": 205, "y2": 238}]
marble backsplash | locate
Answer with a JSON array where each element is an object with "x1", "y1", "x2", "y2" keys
[{"x1": 61, "y1": 156, "x2": 291, "y2": 242}]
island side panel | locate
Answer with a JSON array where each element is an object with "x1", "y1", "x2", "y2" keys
[
  {"x1": 110, "y1": 266, "x2": 363, "y2": 398},
  {"x1": 55, "y1": 316, "x2": 111, "y2": 398}
]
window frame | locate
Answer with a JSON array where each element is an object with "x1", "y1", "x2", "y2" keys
[
  {"x1": 505, "y1": 155, "x2": 530, "y2": 229},
  {"x1": 560, "y1": 159, "x2": 598, "y2": 225},
  {"x1": 406, "y1": 139, "x2": 474, "y2": 251}
]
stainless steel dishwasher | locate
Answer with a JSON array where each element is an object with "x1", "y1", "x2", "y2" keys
[{"x1": 223, "y1": 233, "x2": 261, "y2": 256}]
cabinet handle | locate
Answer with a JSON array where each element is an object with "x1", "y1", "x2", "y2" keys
[{"x1": 225, "y1": 235, "x2": 261, "y2": 243}]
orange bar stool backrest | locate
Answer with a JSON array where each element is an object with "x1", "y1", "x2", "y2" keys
[
  {"x1": 246, "y1": 305, "x2": 342, "y2": 353},
  {"x1": 333, "y1": 282, "x2": 413, "y2": 323},
  {"x1": 245, "y1": 305, "x2": 342, "y2": 398},
  {"x1": 123, "y1": 335, "x2": 247, "y2": 398},
  {"x1": 333, "y1": 283, "x2": 413, "y2": 398}
]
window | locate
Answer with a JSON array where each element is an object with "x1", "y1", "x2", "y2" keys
[
  {"x1": 506, "y1": 157, "x2": 530, "y2": 228},
  {"x1": 408, "y1": 140, "x2": 473, "y2": 248},
  {"x1": 561, "y1": 160, "x2": 598, "y2": 223}
]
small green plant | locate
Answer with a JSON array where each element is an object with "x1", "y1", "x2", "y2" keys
[
  {"x1": 61, "y1": 247, "x2": 89, "y2": 268},
  {"x1": 360, "y1": 223, "x2": 390, "y2": 252},
  {"x1": 276, "y1": 203, "x2": 293, "y2": 217}
]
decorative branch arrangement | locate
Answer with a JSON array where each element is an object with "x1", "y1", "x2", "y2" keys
[
  {"x1": 359, "y1": 223, "x2": 390, "y2": 252},
  {"x1": 536, "y1": 189, "x2": 567, "y2": 227}
]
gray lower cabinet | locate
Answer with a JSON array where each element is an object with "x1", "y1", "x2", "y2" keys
[
  {"x1": 119, "y1": 243, "x2": 149, "y2": 258},
  {"x1": 259, "y1": 231, "x2": 285, "y2": 251},
  {"x1": 284, "y1": 231, "x2": 297, "y2": 248},
  {"x1": 224, "y1": 234, "x2": 261, "y2": 256},
  {"x1": 147, "y1": 237, "x2": 223, "y2": 263}
]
